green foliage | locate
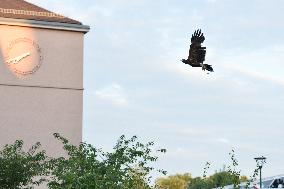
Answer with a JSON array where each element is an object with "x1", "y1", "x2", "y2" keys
[
  {"x1": 47, "y1": 133, "x2": 166, "y2": 189},
  {"x1": 203, "y1": 162, "x2": 211, "y2": 179},
  {"x1": 186, "y1": 171, "x2": 247, "y2": 189},
  {"x1": 0, "y1": 140, "x2": 48, "y2": 189},
  {"x1": 186, "y1": 149, "x2": 251, "y2": 189},
  {"x1": 1, "y1": 136, "x2": 261, "y2": 189},
  {"x1": 187, "y1": 177, "x2": 211, "y2": 189},
  {"x1": 155, "y1": 173, "x2": 192, "y2": 189},
  {"x1": 211, "y1": 171, "x2": 244, "y2": 189}
]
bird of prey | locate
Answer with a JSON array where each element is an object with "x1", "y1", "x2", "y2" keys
[{"x1": 181, "y1": 29, "x2": 213, "y2": 72}]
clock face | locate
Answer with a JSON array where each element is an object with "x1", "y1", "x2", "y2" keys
[{"x1": 5, "y1": 38, "x2": 43, "y2": 77}]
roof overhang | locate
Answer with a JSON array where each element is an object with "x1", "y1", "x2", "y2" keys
[{"x1": 0, "y1": 17, "x2": 90, "y2": 33}]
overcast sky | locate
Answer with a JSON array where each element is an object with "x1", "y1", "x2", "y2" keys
[{"x1": 28, "y1": 0, "x2": 284, "y2": 180}]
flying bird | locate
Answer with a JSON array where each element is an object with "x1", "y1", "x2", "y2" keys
[{"x1": 181, "y1": 29, "x2": 213, "y2": 73}]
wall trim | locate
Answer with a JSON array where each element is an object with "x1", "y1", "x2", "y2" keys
[{"x1": 0, "y1": 17, "x2": 90, "y2": 33}]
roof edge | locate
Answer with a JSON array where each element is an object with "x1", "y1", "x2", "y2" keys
[{"x1": 0, "y1": 17, "x2": 90, "y2": 33}]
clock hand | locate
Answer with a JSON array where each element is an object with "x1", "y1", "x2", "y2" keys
[
  {"x1": 6, "y1": 52, "x2": 31, "y2": 64},
  {"x1": 17, "y1": 52, "x2": 31, "y2": 62}
]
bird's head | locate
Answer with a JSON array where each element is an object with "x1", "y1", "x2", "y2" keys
[{"x1": 181, "y1": 59, "x2": 187, "y2": 63}]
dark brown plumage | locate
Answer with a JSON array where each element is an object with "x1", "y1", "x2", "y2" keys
[{"x1": 181, "y1": 29, "x2": 213, "y2": 72}]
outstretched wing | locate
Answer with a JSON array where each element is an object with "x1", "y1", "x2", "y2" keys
[{"x1": 188, "y1": 29, "x2": 206, "y2": 65}]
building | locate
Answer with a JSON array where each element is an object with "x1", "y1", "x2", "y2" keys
[{"x1": 0, "y1": 0, "x2": 89, "y2": 165}]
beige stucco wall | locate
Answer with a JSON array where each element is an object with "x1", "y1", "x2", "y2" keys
[
  {"x1": 0, "y1": 24, "x2": 84, "y2": 88},
  {"x1": 0, "y1": 24, "x2": 84, "y2": 156}
]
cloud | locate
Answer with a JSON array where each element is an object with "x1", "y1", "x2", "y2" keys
[
  {"x1": 95, "y1": 83, "x2": 128, "y2": 106},
  {"x1": 206, "y1": 0, "x2": 217, "y2": 2},
  {"x1": 216, "y1": 138, "x2": 230, "y2": 144},
  {"x1": 172, "y1": 147, "x2": 208, "y2": 158}
]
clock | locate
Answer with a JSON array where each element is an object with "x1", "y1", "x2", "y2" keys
[{"x1": 5, "y1": 38, "x2": 43, "y2": 77}]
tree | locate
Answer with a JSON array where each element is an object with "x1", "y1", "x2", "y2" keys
[
  {"x1": 155, "y1": 173, "x2": 192, "y2": 189},
  {"x1": 48, "y1": 133, "x2": 166, "y2": 189},
  {"x1": 188, "y1": 149, "x2": 249, "y2": 189},
  {"x1": 0, "y1": 140, "x2": 48, "y2": 189},
  {"x1": 187, "y1": 177, "x2": 211, "y2": 189},
  {"x1": 186, "y1": 171, "x2": 247, "y2": 189},
  {"x1": 209, "y1": 171, "x2": 247, "y2": 189}
]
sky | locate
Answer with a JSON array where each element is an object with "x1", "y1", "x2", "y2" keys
[{"x1": 28, "y1": 0, "x2": 284, "y2": 180}]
